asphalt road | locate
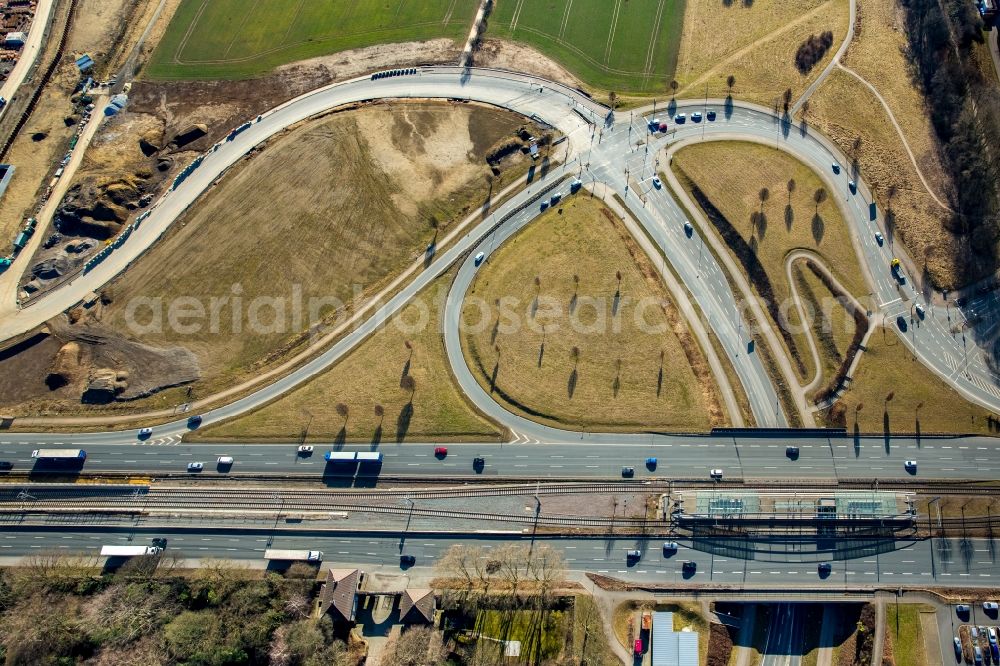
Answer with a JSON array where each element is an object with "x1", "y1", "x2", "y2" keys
[
  {"x1": 762, "y1": 603, "x2": 804, "y2": 666},
  {"x1": 1, "y1": 66, "x2": 995, "y2": 446},
  {"x1": 4, "y1": 434, "x2": 1000, "y2": 480},
  {"x1": 2, "y1": 526, "x2": 998, "y2": 588}
]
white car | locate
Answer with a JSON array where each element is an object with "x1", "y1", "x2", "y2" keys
[
  {"x1": 662, "y1": 541, "x2": 678, "y2": 554},
  {"x1": 874, "y1": 231, "x2": 884, "y2": 245},
  {"x1": 187, "y1": 462, "x2": 203, "y2": 472},
  {"x1": 710, "y1": 469, "x2": 723, "y2": 479},
  {"x1": 652, "y1": 176, "x2": 662, "y2": 189},
  {"x1": 914, "y1": 303, "x2": 925, "y2": 318},
  {"x1": 904, "y1": 460, "x2": 917, "y2": 471},
  {"x1": 298, "y1": 445, "x2": 314, "y2": 454},
  {"x1": 683, "y1": 220, "x2": 693, "y2": 234},
  {"x1": 217, "y1": 456, "x2": 234, "y2": 465},
  {"x1": 474, "y1": 251, "x2": 485, "y2": 266},
  {"x1": 138, "y1": 427, "x2": 152, "y2": 438}
]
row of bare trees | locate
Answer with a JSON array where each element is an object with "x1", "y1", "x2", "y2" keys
[{"x1": 436, "y1": 543, "x2": 567, "y2": 607}]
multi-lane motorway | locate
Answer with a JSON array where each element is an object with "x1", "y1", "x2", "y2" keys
[
  {"x1": 4, "y1": 435, "x2": 1000, "y2": 480},
  {"x1": 1, "y1": 527, "x2": 997, "y2": 588}
]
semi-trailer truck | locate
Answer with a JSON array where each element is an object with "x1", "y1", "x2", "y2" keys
[
  {"x1": 100, "y1": 545, "x2": 161, "y2": 556},
  {"x1": 264, "y1": 549, "x2": 322, "y2": 562},
  {"x1": 31, "y1": 448, "x2": 87, "y2": 460}
]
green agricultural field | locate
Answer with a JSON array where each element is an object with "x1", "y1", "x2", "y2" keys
[
  {"x1": 489, "y1": 0, "x2": 687, "y2": 93},
  {"x1": 147, "y1": 0, "x2": 480, "y2": 80}
]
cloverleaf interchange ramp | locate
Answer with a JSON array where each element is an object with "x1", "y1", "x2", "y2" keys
[{"x1": 0, "y1": 67, "x2": 995, "y2": 459}]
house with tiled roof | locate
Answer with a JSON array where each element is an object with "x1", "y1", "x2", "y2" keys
[
  {"x1": 399, "y1": 588, "x2": 436, "y2": 624},
  {"x1": 319, "y1": 568, "x2": 361, "y2": 623}
]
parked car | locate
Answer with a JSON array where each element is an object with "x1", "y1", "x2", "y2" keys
[
  {"x1": 958, "y1": 604, "x2": 972, "y2": 617},
  {"x1": 976, "y1": 646, "x2": 983, "y2": 666},
  {"x1": 621, "y1": 466, "x2": 635, "y2": 477},
  {"x1": 434, "y1": 447, "x2": 448, "y2": 457},
  {"x1": 474, "y1": 252, "x2": 485, "y2": 266},
  {"x1": 187, "y1": 462, "x2": 203, "y2": 472},
  {"x1": 298, "y1": 445, "x2": 314, "y2": 454},
  {"x1": 985, "y1": 602, "x2": 1000, "y2": 612},
  {"x1": 634, "y1": 639, "x2": 643, "y2": 655},
  {"x1": 710, "y1": 468, "x2": 723, "y2": 480},
  {"x1": 956, "y1": 636, "x2": 964, "y2": 661}
]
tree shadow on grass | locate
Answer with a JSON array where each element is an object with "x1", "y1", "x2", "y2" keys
[
  {"x1": 811, "y1": 213, "x2": 825, "y2": 244},
  {"x1": 567, "y1": 368, "x2": 578, "y2": 399},
  {"x1": 396, "y1": 402, "x2": 413, "y2": 443}
]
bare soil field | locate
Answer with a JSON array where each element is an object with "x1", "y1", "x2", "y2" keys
[
  {"x1": 0, "y1": 0, "x2": 155, "y2": 247},
  {"x1": 460, "y1": 195, "x2": 723, "y2": 432},
  {"x1": 805, "y1": 69, "x2": 964, "y2": 288},
  {"x1": 3, "y1": 102, "x2": 541, "y2": 416},
  {"x1": 821, "y1": 330, "x2": 996, "y2": 435},
  {"x1": 196, "y1": 268, "x2": 503, "y2": 444},
  {"x1": 671, "y1": 141, "x2": 863, "y2": 384},
  {"x1": 676, "y1": 0, "x2": 849, "y2": 106}
]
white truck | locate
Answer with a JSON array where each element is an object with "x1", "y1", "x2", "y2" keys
[
  {"x1": 100, "y1": 545, "x2": 161, "y2": 557},
  {"x1": 264, "y1": 549, "x2": 323, "y2": 562}
]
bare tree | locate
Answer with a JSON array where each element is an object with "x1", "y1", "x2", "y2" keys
[
  {"x1": 335, "y1": 403, "x2": 349, "y2": 420},
  {"x1": 813, "y1": 187, "x2": 827, "y2": 210},
  {"x1": 400, "y1": 374, "x2": 416, "y2": 395},
  {"x1": 759, "y1": 187, "x2": 770, "y2": 208},
  {"x1": 787, "y1": 178, "x2": 796, "y2": 202},
  {"x1": 726, "y1": 74, "x2": 736, "y2": 92}
]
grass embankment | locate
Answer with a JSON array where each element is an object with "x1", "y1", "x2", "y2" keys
[
  {"x1": 822, "y1": 331, "x2": 997, "y2": 435},
  {"x1": 885, "y1": 604, "x2": 934, "y2": 666},
  {"x1": 488, "y1": 0, "x2": 686, "y2": 94},
  {"x1": 675, "y1": 0, "x2": 849, "y2": 106},
  {"x1": 791, "y1": 260, "x2": 865, "y2": 402},
  {"x1": 672, "y1": 141, "x2": 864, "y2": 387},
  {"x1": 147, "y1": 0, "x2": 478, "y2": 80},
  {"x1": 196, "y1": 268, "x2": 502, "y2": 443},
  {"x1": 805, "y1": 69, "x2": 962, "y2": 288},
  {"x1": 474, "y1": 608, "x2": 567, "y2": 662},
  {"x1": 572, "y1": 595, "x2": 619, "y2": 665},
  {"x1": 12, "y1": 103, "x2": 537, "y2": 418},
  {"x1": 461, "y1": 195, "x2": 723, "y2": 432}
]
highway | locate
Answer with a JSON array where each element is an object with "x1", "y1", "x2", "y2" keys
[
  {"x1": 4, "y1": 434, "x2": 1000, "y2": 480},
  {"x1": 0, "y1": 67, "x2": 994, "y2": 446},
  {"x1": 1, "y1": 526, "x2": 997, "y2": 588},
  {"x1": 761, "y1": 604, "x2": 804, "y2": 666}
]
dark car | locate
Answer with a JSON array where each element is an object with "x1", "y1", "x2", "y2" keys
[
  {"x1": 682, "y1": 560, "x2": 697, "y2": 572},
  {"x1": 621, "y1": 466, "x2": 635, "y2": 477},
  {"x1": 187, "y1": 414, "x2": 203, "y2": 428},
  {"x1": 400, "y1": 554, "x2": 415, "y2": 567},
  {"x1": 896, "y1": 315, "x2": 908, "y2": 332},
  {"x1": 151, "y1": 538, "x2": 168, "y2": 549},
  {"x1": 473, "y1": 456, "x2": 485, "y2": 470},
  {"x1": 0, "y1": 461, "x2": 12, "y2": 470},
  {"x1": 786, "y1": 446, "x2": 799, "y2": 459}
]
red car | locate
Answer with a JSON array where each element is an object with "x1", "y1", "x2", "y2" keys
[
  {"x1": 434, "y1": 447, "x2": 448, "y2": 457},
  {"x1": 634, "y1": 638, "x2": 643, "y2": 655}
]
